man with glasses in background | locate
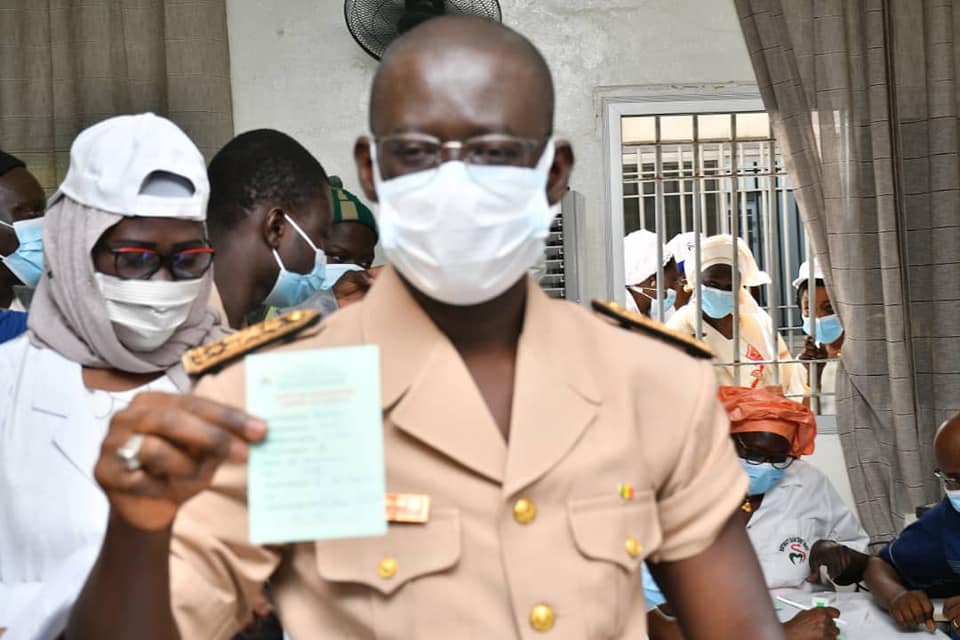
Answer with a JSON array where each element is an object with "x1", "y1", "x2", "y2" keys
[
  {"x1": 645, "y1": 386, "x2": 869, "y2": 640},
  {"x1": 865, "y1": 413, "x2": 960, "y2": 635}
]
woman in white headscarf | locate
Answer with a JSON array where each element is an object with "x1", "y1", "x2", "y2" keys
[
  {"x1": 622, "y1": 229, "x2": 681, "y2": 321},
  {"x1": 0, "y1": 114, "x2": 225, "y2": 639},
  {"x1": 667, "y1": 235, "x2": 807, "y2": 399}
]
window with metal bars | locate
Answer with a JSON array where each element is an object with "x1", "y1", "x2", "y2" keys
[{"x1": 620, "y1": 111, "x2": 835, "y2": 414}]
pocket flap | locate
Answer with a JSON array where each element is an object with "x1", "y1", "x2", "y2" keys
[
  {"x1": 314, "y1": 507, "x2": 461, "y2": 595},
  {"x1": 568, "y1": 492, "x2": 662, "y2": 571}
]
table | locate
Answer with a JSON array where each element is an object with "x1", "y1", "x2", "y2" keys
[{"x1": 774, "y1": 588, "x2": 952, "y2": 639}]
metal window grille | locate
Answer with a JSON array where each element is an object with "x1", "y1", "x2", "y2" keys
[
  {"x1": 620, "y1": 112, "x2": 832, "y2": 413},
  {"x1": 539, "y1": 190, "x2": 581, "y2": 302}
]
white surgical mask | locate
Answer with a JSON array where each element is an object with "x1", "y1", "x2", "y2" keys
[
  {"x1": 94, "y1": 273, "x2": 204, "y2": 351},
  {"x1": 372, "y1": 137, "x2": 556, "y2": 306}
]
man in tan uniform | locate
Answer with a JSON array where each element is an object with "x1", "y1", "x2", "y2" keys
[{"x1": 67, "y1": 17, "x2": 784, "y2": 640}]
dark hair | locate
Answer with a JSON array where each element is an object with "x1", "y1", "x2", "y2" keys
[
  {"x1": 206, "y1": 129, "x2": 329, "y2": 236},
  {"x1": 0, "y1": 150, "x2": 25, "y2": 177},
  {"x1": 796, "y1": 278, "x2": 826, "y2": 308}
]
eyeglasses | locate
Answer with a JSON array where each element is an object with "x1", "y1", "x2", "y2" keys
[
  {"x1": 101, "y1": 246, "x2": 215, "y2": 280},
  {"x1": 374, "y1": 132, "x2": 544, "y2": 176},
  {"x1": 734, "y1": 436, "x2": 796, "y2": 470},
  {"x1": 935, "y1": 469, "x2": 960, "y2": 491}
]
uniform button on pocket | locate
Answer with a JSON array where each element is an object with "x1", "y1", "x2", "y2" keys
[
  {"x1": 378, "y1": 556, "x2": 398, "y2": 579},
  {"x1": 513, "y1": 498, "x2": 537, "y2": 525},
  {"x1": 529, "y1": 603, "x2": 555, "y2": 631},
  {"x1": 625, "y1": 537, "x2": 642, "y2": 558}
]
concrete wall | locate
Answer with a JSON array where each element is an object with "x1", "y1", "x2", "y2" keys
[{"x1": 225, "y1": 0, "x2": 757, "y2": 295}]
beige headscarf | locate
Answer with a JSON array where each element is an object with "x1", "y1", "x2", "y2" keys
[{"x1": 28, "y1": 197, "x2": 224, "y2": 390}]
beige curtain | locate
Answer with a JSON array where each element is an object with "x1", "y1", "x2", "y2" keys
[
  {"x1": 0, "y1": 0, "x2": 233, "y2": 193},
  {"x1": 736, "y1": 0, "x2": 960, "y2": 543}
]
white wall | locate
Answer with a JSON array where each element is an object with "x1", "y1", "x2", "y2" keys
[{"x1": 225, "y1": 0, "x2": 757, "y2": 296}]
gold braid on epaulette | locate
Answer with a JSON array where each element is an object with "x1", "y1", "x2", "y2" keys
[
  {"x1": 182, "y1": 309, "x2": 323, "y2": 378},
  {"x1": 591, "y1": 299, "x2": 714, "y2": 360}
]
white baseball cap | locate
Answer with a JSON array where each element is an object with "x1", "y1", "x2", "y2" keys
[
  {"x1": 666, "y1": 232, "x2": 706, "y2": 272},
  {"x1": 793, "y1": 259, "x2": 826, "y2": 289},
  {"x1": 623, "y1": 229, "x2": 673, "y2": 286},
  {"x1": 51, "y1": 113, "x2": 208, "y2": 220},
  {"x1": 697, "y1": 235, "x2": 772, "y2": 287}
]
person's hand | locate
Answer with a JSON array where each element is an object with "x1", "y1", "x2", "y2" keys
[
  {"x1": 95, "y1": 392, "x2": 266, "y2": 531},
  {"x1": 889, "y1": 590, "x2": 936, "y2": 632},
  {"x1": 799, "y1": 335, "x2": 829, "y2": 362},
  {"x1": 943, "y1": 595, "x2": 960, "y2": 634},
  {"x1": 807, "y1": 540, "x2": 870, "y2": 585},
  {"x1": 333, "y1": 269, "x2": 376, "y2": 308},
  {"x1": 783, "y1": 607, "x2": 840, "y2": 640}
]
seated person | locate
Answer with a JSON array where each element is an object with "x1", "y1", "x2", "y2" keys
[
  {"x1": 0, "y1": 151, "x2": 45, "y2": 310},
  {"x1": 622, "y1": 229, "x2": 681, "y2": 321},
  {"x1": 645, "y1": 385, "x2": 870, "y2": 640},
  {"x1": 864, "y1": 412, "x2": 960, "y2": 634},
  {"x1": 793, "y1": 259, "x2": 844, "y2": 414},
  {"x1": 667, "y1": 235, "x2": 807, "y2": 398}
]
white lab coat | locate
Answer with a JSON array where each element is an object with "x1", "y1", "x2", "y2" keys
[
  {"x1": 643, "y1": 459, "x2": 869, "y2": 610},
  {"x1": 747, "y1": 459, "x2": 869, "y2": 590},
  {"x1": 0, "y1": 335, "x2": 176, "y2": 639},
  {"x1": 668, "y1": 302, "x2": 808, "y2": 399}
]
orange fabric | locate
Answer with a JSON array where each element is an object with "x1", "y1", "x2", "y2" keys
[{"x1": 718, "y1": 385, "x2": 817, "y2": 457}]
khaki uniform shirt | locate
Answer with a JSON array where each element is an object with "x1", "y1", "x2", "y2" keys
[{"x1": 170, "y1": 266, "x2": 747, "y2": 639}]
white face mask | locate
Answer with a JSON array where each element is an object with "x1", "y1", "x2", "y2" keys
[
  {"x1": 94, "y1": 273, "x2": 205, "y2": 351},
  {"x1": 372, "y1": 137, "x2": 557, "y2": 306}
]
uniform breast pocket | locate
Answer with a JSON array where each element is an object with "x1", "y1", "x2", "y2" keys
[
  {"x1": 313, "y1": 507, "x2": 461, "y2": 638},
  {"x1": 568, "y1": 492, "x2": 662, "y2": 637}
]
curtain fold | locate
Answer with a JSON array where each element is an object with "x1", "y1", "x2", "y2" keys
[
  {"x1": 736, "y1": 0, "x2": 960, "y2": 543},
  {"x1": 0, "y1": 0, "x2": 234, "y2": 192}
]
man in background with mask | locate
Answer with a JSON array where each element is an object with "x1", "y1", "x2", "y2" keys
[
  {"x1": 623, "y1": 229, "x2": 681, "y2": 321},
  {"x1": 68, "y1": 18, "x2": 782, "y2": 639},
  {"x1": 271, "y1": 176, "x2": 380, "y2": 314},
  {"x1": 865, "y1": 413, "x2": 960, "y2": 634},
  {"x1": 206, "y1": 129, "x2": 368, "y2": 329},
  {"x1": 0, "y1": 151, "x2": 45, "y2": 311}
]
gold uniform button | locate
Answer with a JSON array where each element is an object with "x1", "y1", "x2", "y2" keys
[
  {"x1": 378, "y1": 556, "x2": 398, "y2": 579},
  {"x1": 625, "y1": 537, "x2": 642, "y2": 558},
  {"x1": 513, "y1": 498, "x2": 537, "y2": 525},
  {"x1": 529, "y1": 603, "x2": 555, "y2": 632}
]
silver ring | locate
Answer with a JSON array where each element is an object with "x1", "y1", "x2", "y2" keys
[{"x1": 116, "y1": 433, "x2": 145, "y2": 471}]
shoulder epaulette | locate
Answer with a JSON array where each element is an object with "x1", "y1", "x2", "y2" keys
[
  {"x1": 182, "y1": 309, "x2": 322, "y2": 378},
  {"x1": 591, "y1": 299, "x2": 714, "y2": 360}
]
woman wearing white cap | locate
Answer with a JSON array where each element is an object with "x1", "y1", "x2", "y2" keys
[
  {"x1": 622, "y1": 229, "x2": 681, "y2": 321},
  {"x1": 794, "y1": 259, "x2": 843, "y2": 414},
  {"x1": 667, "y1": 235, "x2": 807, "y2": 399},
  {"x1": 0, "y1": 114, "x2": 225, "y2": 639}
]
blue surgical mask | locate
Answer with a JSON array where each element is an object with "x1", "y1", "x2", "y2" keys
[
  {"x1": 740, "y1": 459, "x2": 785, "y2": 496},
  {"x1": 629, "y1": 286, "x2": 678, "y2": 321},
  {"x1": 0, "y1": 218, "x2": 44, "y2": 287},
  {"x1": 947, "y1": 489, "x2": 960, "y2": 513},
  {"x1": 262, "y1": 214, "x2": 328, "y2": 308},
  {"x1": 802, "y1": 314, "x2": 844, "y2": 345},
  {"x1": 320, "y1": 262, "x2": 365, "y2": 290},
  {"x1": 700, "y1": 286, "x2": 735, "y2": 319}
]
